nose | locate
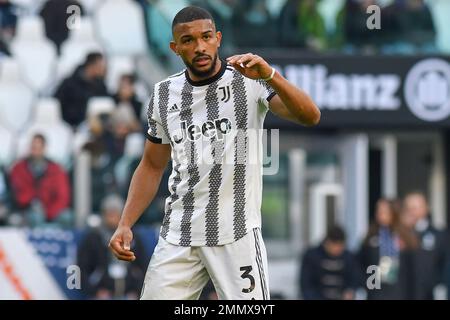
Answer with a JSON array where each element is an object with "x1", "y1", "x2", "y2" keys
[{"x1": 195, "y1": 39, "x2": 207, "y2": 53}]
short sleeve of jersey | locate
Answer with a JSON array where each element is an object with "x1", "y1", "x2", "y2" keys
[
  {"x1": 146, "y1": 89, "x2": 170, "y2": 144},
  {"x1": 250, "y1": 79, "x2": 277, "y2": 110}
]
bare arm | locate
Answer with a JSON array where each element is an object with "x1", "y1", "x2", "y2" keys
[
  {"x1": 109, "y1": 140, "x2": 171, "y2": 261},
  {"x1": 227, "y1": 53, "x2": 321, "y2": 126}
]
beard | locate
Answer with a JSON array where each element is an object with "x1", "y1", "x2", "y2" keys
[{"x1": 183, "y1": 53, "x2": 219, "y2": 79}]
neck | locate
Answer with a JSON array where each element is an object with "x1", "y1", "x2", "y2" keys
[{"x1": 187, "y1": 59, "x2": 222, "y2": 83}]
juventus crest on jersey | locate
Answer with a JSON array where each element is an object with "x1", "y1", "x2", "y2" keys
[{"x1": 147, "y1": 61, "x2": 276, "y2": 247}]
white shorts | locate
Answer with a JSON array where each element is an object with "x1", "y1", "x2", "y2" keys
[{"x1": 140, "y1": 228, "x2": 270, "y2": 300}]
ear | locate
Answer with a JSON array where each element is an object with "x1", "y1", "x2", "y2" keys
[
  {"x1": 216, "y1": 31, "x2": 222, "y2": 48},
  {"x1": 170, "y1": 41, "x2": 179, "y2": 55}
]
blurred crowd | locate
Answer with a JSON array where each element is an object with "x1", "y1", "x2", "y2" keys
[
  {"x1": 0, "y1": 0, "x2": 441, "y2": 59},
  {"x1": 0, "y1": 49, "x2": 169, "y2": 227},
  {"x1": 148, "y1": 0, "x2": 439, "y2": 57},
  {"x1": 299, "y1": 193, "x2": 450, "y2": 300}
]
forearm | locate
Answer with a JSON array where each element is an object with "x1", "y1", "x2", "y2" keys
[
  {"x1": 268, "y1": 71, "x2": 320, "y2": 126},
  {"x1": 119, "y1": 162, "x2": 165, "y2": 228}
]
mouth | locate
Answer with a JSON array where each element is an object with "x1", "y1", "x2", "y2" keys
[{"x1": 194, "y1": 56, "x2": 211, "y2": 67}]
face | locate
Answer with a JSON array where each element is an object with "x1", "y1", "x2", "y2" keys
[
  {"x1": 103, "y1": 209, "x2": 121, "y2": 229},
  {"x1": 404, "y1": 194, "x2": 428, "y2": 223},
  {"x1": 375, "y1": 200, "x2": 393, "y2": 227},
  {"x1": 30, "y1": 137, "x2": 45, "y2": 159},
  {"x1": 119, "y1": 77, "x2": 134, "y2": 98},
  {"x1": 324, "y1": 240, "x2": 345, "y2": 257},
  {"x1": 92, "y1": 57, "x2": 107, "y2": 78},
  {"x1": 170, "y1": 19, "x2": 222, "y2": 79}
]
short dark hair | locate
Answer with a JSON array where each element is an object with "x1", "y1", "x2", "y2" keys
[
  {"x1": 325, "y1": 226, "x2": 346, "y2": 243},
  {"x1": 32, "y1": 133, "x2": 46, "y2": 145},
  {"x1": 172, "y1": 6, "x2": 214, "y2": 30},
  {"x1": 84, "y1": 52, "x2": 103, "y2": 67}
]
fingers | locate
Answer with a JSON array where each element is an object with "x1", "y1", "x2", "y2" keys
[
  {"x1": 227, "y1": 53, "x2": 257, "y2": 67},
  {"x1": 123, "y1": 231, "x2": 132, "y2": 251},
  {"x1": 109, "y1": 239, "x2": 136, "y2": 262},
  {"x1": 245, "y1": 56, "x2": 263, "y2": 68}
]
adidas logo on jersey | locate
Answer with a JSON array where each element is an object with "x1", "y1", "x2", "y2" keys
[
  {"x1": 172, "y1": 118, "x2": 232, "y2": 144},
  {"x1": 169, "y1": 104, "x2": 180, "y2": 113}
]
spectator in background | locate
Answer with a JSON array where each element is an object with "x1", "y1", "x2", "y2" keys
[
  {"x1": 55, "y1": 52, "x2": 109, "y2": 128},
  {"x1": 102, "y1": 107, "x2": 139, "y2": 163},
  {"x1": 383, "y1": 0, "x2": 436, "y2": 53},
  {"x1": 231, "y1": 0, "x2": 277, "y2": 48},
  {"x1": 358, "y1": 198, "x2": 417, "y2": 299},
  {"x1": 77, "y1": 194, "x2": 148, "y2": 299},
  {"x1": 80, "y1": 106, "x2": 138, "y2": 213},
  {"x1": 9, "y1": 134, "x2": 72, "y2": 228},
  {"x1": 278, "y1": 0, "x2": 303, "y2": 48},
  {"x1": 40, "y1": 0, "x2": 84, "y2": 54},
  {"x1": 403, "y1": 192, "x2": 447, "y2": 299},
  {"x1": 300, "y1": 226, "x2": 360, "y2": 300},
  {"x1": 0, "y1": 0, "x2": 17, "y2": 44},
  {"x1": 113, "y1": 74, "x2": 143, "y2": 123},
  {"x1": 297, "y1": 0, "x2": 328, "y2": 51},
  {"x1": 343, "y1": 0, "x2": 385, "y2": 53}
]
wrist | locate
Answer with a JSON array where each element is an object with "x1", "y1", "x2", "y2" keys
[
  {"x1": 118, "y1": 219, "x2": 132, "y2": 229},
  {"x1": 262, "y1": 67, "x2": 276, "y2": 82}
]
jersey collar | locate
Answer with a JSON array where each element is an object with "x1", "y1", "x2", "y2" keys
[{"x1": 185, "y1": 59, "x2": 227, "y2": 87}]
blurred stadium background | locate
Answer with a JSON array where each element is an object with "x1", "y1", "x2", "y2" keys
[{"x1": 0, "y1": 0, "x2": 449, "y2": 300}]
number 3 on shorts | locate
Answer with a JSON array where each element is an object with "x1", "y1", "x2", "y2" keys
[{"x1": 240, "y1": 266, "x2": 255, "y2": 293}]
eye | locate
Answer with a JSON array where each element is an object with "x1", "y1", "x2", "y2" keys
[
  {"x1": 183, "y1": 38, "x2": 192, "y2": 44},
  {"x1": 203, "y1": 34, "x2": 211, "y2": 40}
]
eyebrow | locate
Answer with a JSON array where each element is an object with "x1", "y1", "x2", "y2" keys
[{"x1": 180, "y1": 30, "x2": 213, "y2": 40}]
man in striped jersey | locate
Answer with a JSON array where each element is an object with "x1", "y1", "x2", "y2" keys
[{"x1": 109, "y1": 6, "x2": 320, "y2": 300}]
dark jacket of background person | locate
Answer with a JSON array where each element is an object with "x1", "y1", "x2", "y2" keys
[
  {"x1": 40, "y1": 0, "x2": 84, "y2": 53},
  {"x1": 383, "y1": 0, "x2": 435, "y2": 47},
  {"x1": 231, "y1": 0, "x2": 277, "y2": 48},
  {"x1": 412, "y1": 218, "x2": 447, "y2": 299},
  {"x1": 343, "y1": 0, "x2": 386, "y2": 51},
  {"x1": 54, "y1": 53, "x2": 109, "y2": 127},
  {"x1": 358, "y1": 198, "x2": 418, "y2": 300},
  {"x1": 403, "y1": 192, "x2": 447, "y2": 300},
  {"x1": 300, "y1": 227, "x2": 360, "y2": 300},
  {"x1": 77, "y1": 227, "x2": 148, "y2": 299},
  {"x1": 9, "y1": 158, "x2": 71, "y2": 221}
]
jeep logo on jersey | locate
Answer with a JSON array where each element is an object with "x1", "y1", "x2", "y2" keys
[
  {"x1": 172, "y1": 118, "x2": 232, "y2": 144},
  {"x1": 404, "y1": 58, "x2": 450, "y2": 122}
]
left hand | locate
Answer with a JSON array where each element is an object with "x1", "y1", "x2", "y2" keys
[{"x1": 226, "y1": 53, "x2": 273, "y2": 80}]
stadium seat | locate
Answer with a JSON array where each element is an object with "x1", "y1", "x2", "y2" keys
[
  {"x1": 33, "y1": 98, "x2": 64, "y2": 125},
  {"x1": 106, "y1": 55, "x2": 135, "y2": 92},
  {"x1": 94, "y1": 0, "x2": 147, "y2": 55},
  {"x1": 10, "y1": 0, "x2": 46, "y2": 14},
  {"x1": 0, "y1": 125, "x2": 15, "y2": 167},
  {"x1": 10, "y1": 16, "x2": 57, "y2": 93},
  {"x1": 0, "y1": 59, "x2": 34, "y2": 133},
  {"x1": 58, "y1": 17, "x2": 103, "y2": 81},
  {"x1": 16, "y1": 99, "x2": 74, "y2": 167}
]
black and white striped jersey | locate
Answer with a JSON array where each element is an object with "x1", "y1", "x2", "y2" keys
[{"x1": 146, "y1": 61, "x2": 276, "y2": 247}]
